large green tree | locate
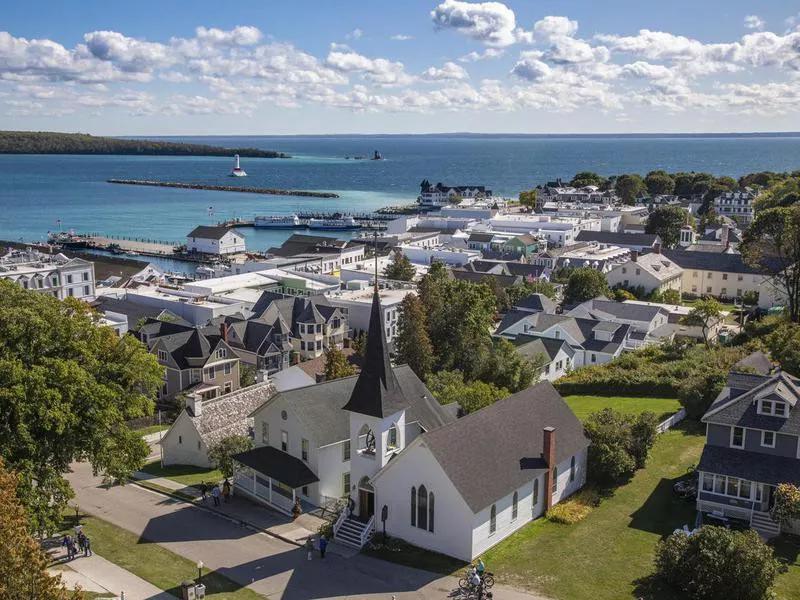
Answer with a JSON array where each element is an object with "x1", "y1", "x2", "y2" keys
[
  {"x1": 208, "y1": 435, "x2": 254, "y2": 479},
  {"x1": 570, "y1": 171, "x2": 607, "y2": 188},
  {"x1": 740, "y1": 204, "x2": 800, "y2": 322},
  {"x1": 564, "y1": 268, "x2": 609, "y2": 305},
  {"x1": 645, "y1": 170, "x2": 675, "y2": 196},
  {"x1": 0, "y1": 281, "x2": 162, "y2": 532},
  {"x1": 395, "y1": 293, "x2": 434, "y2": 380},
  {"x1": 426, "y1": 370, "x2": 509, "y2": 414},
  {"x1": 479, "y1": 338, "x2": 542, "y2": 393},
  {"x1": 681, "y1": 298, "x2": 723, "y2": 347},
  {"x1": 324, "y1": 346, "x2": 356, "y2": 380},
  {"x1": 614, "y1": 173, "x2": 646, "y2": 205},
  {"x1": 645, "y1": 205, "x2": 690, "y2": 248},
  {"x1": 506, "y1": 280, "x2": 557, "y2": 304},
  {"x1": 754, "y1": 176, "x2": 800, "y2": 210},
  {"x1": 383, "y1": 252, "x2": 416, "y2": 281},
  {"x1": 518, "y1": 189, "x2": 538, "y2": 209}
]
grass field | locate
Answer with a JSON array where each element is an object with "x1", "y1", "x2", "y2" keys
[
  {"x1": 139, "y1": 461, "x2": 222, "y2": 488},
  {"x1": 61, "y1": 515, "x2": 262, "y2": 599},
  {"x1": 563, "y1": 394, "x2": 682, "y2": 422}
]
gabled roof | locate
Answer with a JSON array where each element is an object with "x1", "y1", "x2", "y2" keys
[
  {"x1": 575, "y1": 231, "x2": 659, "y2": 246},
  {"x1": 615, "y1": 253, "x2": 683, "y2": 282},
  {"x1": 733, "y1": 351, "x2": 774, "y2": 376},
  {"x1": 661, "y1": 250, "x2": 776, "y2": 274},
  {"x1": 451, "y1": 269, "x2": 521, "y2": 288},
  {"x1": 574, "y1": 299, "x2": 667, "y2": 323},
  {"x1": 421, "y1": 381, "x2": 589, "y2": 512},
  {"x1": 514, "y1": 293, "x2": 556, "y2": 313},
  {"x1": 188, "y1": 225, "x2": 236, "y2": 240},
  {"x1": 510, "y1": 335, "x2": 575, "y2": 361},
  {"x1": 468, "y1": 232, "x2": 496, "y2": 243},
  {"x1": 342, "y1": 290, "x2": 410, "y2": 419},
  {"x1": 155, "y1": 329, "x2": 212, "y2": 369}
]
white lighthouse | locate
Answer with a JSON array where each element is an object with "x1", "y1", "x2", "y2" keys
[{"x1": 230, "y1": 154, "x2": 247, "y2": 177}]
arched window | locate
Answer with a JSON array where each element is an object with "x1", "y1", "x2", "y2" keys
[
  {"x1": 552, "y1": 467, "x2": 558, "y2": 494},
  {"x1": 429, "y1": 492, "x2": 435, "y2": 533},
  {"x1": 388, "y1": 423, "x2": 398, "y2": 449},
  {"x1": 533, "y1": 478, "x2": 539, "y2": 506},
  {"x1": 512, "y1": 491, "x2": 518, "y2": 520},
  {"x1": 489, "y1": 504, "x2": 497, "y2": 534},
  {"x1": 358, "y1": 424, "x2": 376, "y2": 455},
  {"x1": 570, "y1": 456, "x2": 576, "y2": 482},
  {"x1": 411, "y1": 487, "x2": 417, "y2": 527},
  {"x1": 418, "y1": 485, "x2": 428, "y2": 530}
]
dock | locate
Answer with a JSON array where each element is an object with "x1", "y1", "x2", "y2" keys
[
  {"x1": 107, "y1": 179, "x2": 340, "y2": 199},
  {"x1": 219, "y1": 212, "x2": 389, "y2": 231}
]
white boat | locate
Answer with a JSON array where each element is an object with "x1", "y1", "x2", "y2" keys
[
  {"x1": 230, "y1": 154, "x2": 247, "y2": 177},
  {"x1": 308, "y1": 216, "x2": 359, "y2": 230},
  {"x1": 254, "y1": 214, "x2": 301, "y2": 228}
]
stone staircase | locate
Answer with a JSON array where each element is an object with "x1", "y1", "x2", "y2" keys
[
  {"x1": 751, "y1": 511, "x2": 781, "y2": 539},
  {"x1": 334, "y1": 516, "x2": 373, "y2": 549}
]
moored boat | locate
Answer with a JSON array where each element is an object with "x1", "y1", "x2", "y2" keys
[
  {"x1": 307, "y1": 216, "x2": 359, "y2": 230},
  {"x1": 254, "y1": 214, "x2": 302, "y2": 228}
]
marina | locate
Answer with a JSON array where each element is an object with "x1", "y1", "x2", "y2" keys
[{"x1": 221, "y1": 211, "x2": 391, "y2": 231}]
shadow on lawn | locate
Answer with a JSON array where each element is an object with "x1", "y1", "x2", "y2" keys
[
  {"x1": 628, "y1": 475, "x2": 697, "y2": 535},
  {"x1": 632, "y1": 574, "x2": 681, "y2": 600}
]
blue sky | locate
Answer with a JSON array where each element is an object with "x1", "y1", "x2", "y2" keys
[{"x1": 2, "y1": 0, "x2": 799, "y2": 134}]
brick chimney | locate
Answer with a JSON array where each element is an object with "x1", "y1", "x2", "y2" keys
[
  {"x1": 630, "y1": 250, "x2": 638, "y2": 263},
  {"x1": 543, "y1": 426, "x2": 557, "y2": 512},
  {"x1": 221, "y1": 322, "x2": 229, "y2": 342}
]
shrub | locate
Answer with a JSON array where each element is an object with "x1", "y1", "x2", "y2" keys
[
  {"x1": 771, "y1": 483, "x2": 800, "y2": 524},
  {"x1": 546, "y1": 489, "x2": 601, "y2": 524},
  {"x1": 584, "y1": 409, "x2": 658, "y2": 486},
  {"x1": 654, "y1": 526, "x2": 779, "y2": 600}
]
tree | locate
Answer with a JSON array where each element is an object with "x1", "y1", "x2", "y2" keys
[
  {"x1": 629, "y1": 412, "x2": 659, "y2": 469},
  {"x1": 570, "y1": 171, "x2": 607, "y2": 188},
  {"x1": 763, "y1": 321, "x2": 800, "y2": 377},
  {"x1": 479, "y1": 338, "x2": 542, "y2": 393},
  {"x1": 614, "y1": 173, "x2": 646, "y2": 205},
  {"x1": 383, "y1": 252, "x2": 416, "y2": 281},
  {"x1": 208, "y1": 435, "x2": 254, "y2": 479},
  {"x1": 0, "y1": 281, "x2": 162, "y2": 532},
  {"x1": 481, "y1": 275, "x2": 510, "y2": 312},
  {"x1": 742, "y1": 290, "x2": 760, "y2": 306},
  {"x1": 395, "y1": 294, "x2": 434, "y2": 380},
  {"x1": 240, "y1": 364, "x2": 256, "y2": 388},
  {"x1": 324, "y1": 346, "x2": 356, "y2": 380},
  {"x1": 564, "y1": 268, "x2": 609, "y2": 304},
  {"x1": 645, "y1": 170, "x2": 675, "y2": 196},
  {"x1": 645, "y1": 205, "x2": 690, "y2": 249},
  {"x1": 613, "y1": 287, "x2": 637, "y2": 302},
  {"x1": 740, "y1": 204, "x2": 800, "y2": 322},
  {"x1": 583, "y1": 408, "x2": 658, "y2": 486},
  {"x1": 426, "y1": 370, "x2": 509, "y2": 414},
  {"x1": 0, "y1": 459, "x2": 81, "y2": 599},
  {"x1": 518, "y1": 189, "x2": 538, "y2": 209},
  {"x1": 655, "y1": 526, "x2": 779, "y2": 600},
  {"x1": 506, "y1": 280, "x2": 557, "y2": 304},
  {"x1": 681, "y1": 298, "x2": 723, "y2": 347},
  {"x1": 696, "y1": 206, "x2": 722, "y2": 233},
  {"x1": 352, "y1": 331, "x2": 367, "y2": 357},
  {"x1": 754, "y1": 175, "x2": 800, "y2": 211},
  {"x1": 771, "y1": 483, "x2": 800, "y2": 525},
  {"x1": 654, "y1": 288, "x2": 681, "y2": 305}
]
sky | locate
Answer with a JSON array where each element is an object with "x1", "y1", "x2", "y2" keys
[{"x1": 2, "y1": 0, "x2": 800, "y2": 135}]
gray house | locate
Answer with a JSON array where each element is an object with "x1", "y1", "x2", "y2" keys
[{"x1": 697, "y1": 352, "x2": 800, "y2": 538}]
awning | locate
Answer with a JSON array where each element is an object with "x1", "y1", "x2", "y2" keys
[{"x1": 233, "y1": 446, "x2": 319, "y2": 488}]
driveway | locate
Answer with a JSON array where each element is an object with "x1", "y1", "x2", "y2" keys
[{"x1": 67, "y1": 462, "x2": 546, "y2": 599}]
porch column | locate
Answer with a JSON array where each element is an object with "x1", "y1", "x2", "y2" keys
[
  {"x1": 292, "y1": 489, "x2": 296, "y2": 505},
  {"x1": 269, "y1": 477, "x2": 273, "y2": 504},
  {"x1": 252, "y1": 470, "x2": 256, "y2": 496}
]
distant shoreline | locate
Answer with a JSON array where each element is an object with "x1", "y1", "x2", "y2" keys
[{"x1": 124, "y1": 132, "x2": 800, "y2": 140}]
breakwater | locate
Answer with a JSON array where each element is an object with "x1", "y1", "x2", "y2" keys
[{"x1": 107, "y1": 179, "x2": 340, "y2": 198}]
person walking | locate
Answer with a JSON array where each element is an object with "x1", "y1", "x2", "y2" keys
[
  {"x1": 65, "y1": 536, "x2": 76, "y2": 561},
  {"x1": 83, "y1": 536, "x2": 92, "y2": 557},
  {"x1": 305, "y1": 537, "x2": 314, "y2": 561},
  {"x1": 222, "y1": 478, "x2": 231, "y2": 503},
  {"x1": 199, "y1": 480, "x2": 208, "y2": 503},
  {"x1": 212, "y1": 483, "x2": 221, "y2": 507},
  {"x1": 292, "y1": 499, "x2": 302, "y2": 521},
  {"x1": 347, "y1": 496, "x2": 355, "y2": 518},
  {"x1": 318, "y1": 535, "x2": 328, "y2": 560}
]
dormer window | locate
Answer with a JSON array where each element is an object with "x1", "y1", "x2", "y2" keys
[
  {"x1": 216, "y1": 348, "x2": 226, "y2": 359},
  {"x1": 775, "y1": 402, "x2": 787, "y2": 417},
  {"x1": 758, "y1": 399, "x2": 788, "y2": 417}
]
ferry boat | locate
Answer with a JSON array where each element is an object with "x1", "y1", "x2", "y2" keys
[
  {"x1": 308, "y1": 216, "x2": 359, "y2": 230},
  {"x1": 254, "y1": 214, "x2": 302, "y2": 228},
  {"x1": 230, "y1": 154, "x2": 247, "y2": 177}
]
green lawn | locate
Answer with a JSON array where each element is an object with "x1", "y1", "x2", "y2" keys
[
  {"x1": 139, "y1": 461, "x2": 222, "y2": 488},
  {"x1": 563, "y1": 395, "x2": 682, "y2": 422},
  {"x1": 769, "y1": 536, "x2": 800, "y2": 600},
  {"x1": 134, "y1": 424, "x2": 170, "y2": 436},
  {"x1": 61, "y1": 514, "x2": 262, "y2": 599}
]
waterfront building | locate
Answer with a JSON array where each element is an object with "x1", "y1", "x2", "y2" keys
[
  {"x1": 187, "y1": 225, "x2": 246, "y2": 255},
  {"x1": 0, "y1": 248, "x2": 95, "y2": 300},
  {"x1": 417, "y1": 179, "x2": 492, "y2": 208}
]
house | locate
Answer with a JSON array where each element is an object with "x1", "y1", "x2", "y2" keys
[
  {"x1": 418, "y1": 180, "x2": 491, "y2": 208},
  {"x1": 502, "y1": 234, "x2": 545, "y2": 258},
  {"x1": 323, "y1": 286, "x2": 414, "y2": 345},
  {"x1": 606, "y1": 250, "x2": 683, "y2": 296},
  {"x1": 0, "y1": 248, "x2": 95, "y2": 300},
  {"x1": 161, "y1": 382, "x2": 274, "y2": 468},
  {"x1": 679, "y1": 224, "x2": 740, "y2": 253},
  {"x1": 462, "y1": 260, "x2": 550, "y2": 281},
  {"x1": 574, "y1": 231, "x2": 661, "y2": 253},
  {"x1": 714, "y1": 188, "x2": 758, "y2": 224},
  {"x1": 695, "y1": 352, "x2": 800, "y2": 538},
  {"x1": 372, "y1": 381, "x2": 589, "y2": 560},
  {"x1": 661, "y1": 250, "x2": 786, "y2": 308},
  {"x1": 514, "y1": 293, "x2": 557, "y2": 314},
  {"x1": 552, "y1": 243, "x2": 630, "y2": 273},
  {"x1": 187, "y1": 226, "x2": 246, "y2": 255},
  {"x1": 266, "y1": 234, "x2": 366, "y2": 272},
  {"x1": 510, "y1": 335, "x2": 575, "y2": 381},
  {"x1": 567, "y1": 298, "x2": 670, "y2": 349}
]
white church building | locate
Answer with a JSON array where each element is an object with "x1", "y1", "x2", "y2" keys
[{"x1": 231, "y1": 286, "x2": 589, "y2": 561}]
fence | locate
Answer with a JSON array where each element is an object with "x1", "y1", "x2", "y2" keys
[
  {"x1": 657, "y1": 408, "x2": 687, "y2": 434},
  {"x1": 125, "y1": 410, "x2": 170, "y2": 431}
]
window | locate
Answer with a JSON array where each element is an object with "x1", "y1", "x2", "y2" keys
[
  {"x1": 555, "y1": 330, "x2": 561, "y2": 339},
  {"x1": 37, "y1": 278, "x2": 43, "y2": 288},
  {"x1": 722, "y1": 273, "x2": 728, "y2": 280},
  {"x1": 281, "y1": 430, "x2": 288, "y2": 452},
  {"x1": 300, "y1": 341, "x2": 305, "y2": 351},
  {"x1": 82, "y1": 285, "x2": 89, "y2": 296},
  {"x1": 635, "y1": 268, "x2": 641, "y2": 276},
  {"x1": 762, "y1": 430, "x2": 776, "y2": 448},
  {"x1": 197, "y1": 441, "x2": 201, "y2": 450},
  {"x1": 552, "y1": 466, "x2": 558, "y2": 493},
  {"x1": 737, "y1": 288, "x2": 743, "y2": 297},
  {"x1": 261, "y1": 422, "x2": 269, "y2": 444},
  {"x1": 411, "y1": 487, "x2": 417, "y2": 527},
  {"x1": 707, "y1": 272, "x2": 712, "y2": 279},
  {"x1": 157, "y1": 350, "x2": 168, "y2": 362},
  {"x1": 343, "y1": 472, "x2": 350, "y2": 497},
  {"x1": 302, "y1": 438, "x2": 309, "y2": 462},
  {"x1": 533, "y1": 478, "x2": 539, "y2": 506},
  {"x1": 224, "y1": 362, "x2": 232, "y2": 375},
  {"x1": 67, "y1": 274, "x2": 73, "y2": 284},
  {"x1": 512, "y1": 491, "x2": 518, "y2": 520},
  {"x1": 68, "y1": 288, "x2": 74, "y2": 297},
  {"x1": 216, "y1": 348, "x2": 226, "y2": 359},
  {"x1": 82, "y1": 272, "x2": 89, "y2": 281},
  {"x1": 702, "y1": 473, "x2": 713, "y2": 492},
  {"x1": 489, "y1": 504, "x2": 497, "y2": 535},
  {"x1": 51, "y1": 276, "x2": 58, "y2": 286},
  {"x1": 622, "y1": 267, "x2": 627, "y2": 274},
  {"x1": 178, "y1": 435, "x2": 182, "y2": 444},
  {"x1": 591, "y1": 354, "x2": 597, "y2": 363},
  {"x1": 739, "y1": 480, "x2": 752, "y2": 499},
  {"x1": 760, "y1": 400, "x2": 774, "y2": 415},
  {"x1": 714, "y1": 475, "x2": 725, "y2": 494},
  {"x1": 223, "y1": 382, "x2": 232, "y2": 394},
  {"x1": 417, "y1": 485, "x2": 428, "y2": 530},
  {"x1": 721, "y1": 288, "x2": 727, "y2": 296},
  {"x1": 692, "y1": 271, "x2": 698, "y2": 279},
  {"x1": 738, "y1": 274, "x2": 744, "y2": 281},
  {"x1": 302, "y1": 485, "x2": 308, "y2": 496},
  {"x1": 343, "y1": 440, "x2": 351, "y2": 461},
  {"x1": 570, "y1": 456, "x2": 576, "y2": 482},
  {"x1": 388, "y1": 424, "x2": 397, "y2": 449},
  {"x1": 207, "y1": 366, "x2": 216, "y2": 379},
  {"x1": 706, "y1": 286, "x2": 712, "y2": 294},
  {"x1": 429, "y1": 492, "x2": 435, "y2": 533},
  {"x1": 731, "y1": 426, "x2": 744, "y2": 449},
  {"x1": 775, "y1": 403, "x2": 787, "y2": 417}
]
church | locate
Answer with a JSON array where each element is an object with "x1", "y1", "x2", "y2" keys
[{"x1": 232, "y1": 284, "x2": 589, "y2": 561}]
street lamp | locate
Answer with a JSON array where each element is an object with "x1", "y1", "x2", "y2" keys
[{"x1": 197, "y1": 560, "x2": 203, "y2": 584}]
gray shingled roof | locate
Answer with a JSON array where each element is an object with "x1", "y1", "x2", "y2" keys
[
  {"x1": 698, "y1": 445, "x2": 800, "y2": 487},
  {"x1": 187, "y1": 382, "x2": 275, "y2": 447},
  {"x1": 661, "y1": 250, "x2": 782, "y2": 274},
  {"x1": 514, "y1": 293, "x2": 556, "y2": 313},
  {"x1": 511, "y1": 336, "x2": 574, "y2": 361},
  {"x1": 733, "y1": 351, "x2": 773, "y2": 376},
  {"x1": 421, "y1": 381, "x2": 589, "y2": 513},
  {"x1": 590, "y1": 300, "x2": 666, "y2": 322},
  {"x1": 188, "y1": 225, "x2": 236, "y2": 240},
  {"x1": 575, "y1": 231, "x2": 659, "y2": 246}
]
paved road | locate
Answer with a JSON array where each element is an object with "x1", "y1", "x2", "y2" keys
[{"x1": 68, "y1": 462, "x2": 546, "y2": 600}]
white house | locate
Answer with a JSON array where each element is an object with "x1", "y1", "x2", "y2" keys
[
  {"x1": 606, "y1": 250, "x2": 683, "y2": 296},
  {"x1": 187, "y1": 226, "x2": 246, "y2": 255},
  {"x1": 714, "y1": 188, "x2": 758, "y2": 224},
  {"x1": 510, "y1": 336, "x2": 576, "y2": 382},
  {"x1": 0, "y1": 248, "x2": 95, "y2": 300},
  {"x1": 160, "y1": 382, "x2": 274, "y2": 468}
]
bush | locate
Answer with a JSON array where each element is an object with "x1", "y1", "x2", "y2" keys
[
  {"x1": 546, "y1": 489, "x2": 601, "y2": 524},
  {"x1": 584, "y1": 409, "x2": 659, "y2": 486},
  {"x1": 654, "y1": 526, "x2": 779, "y2": 600},
  {"x1": 771, "y1": 483, "x2": 800, "y2": 524}
]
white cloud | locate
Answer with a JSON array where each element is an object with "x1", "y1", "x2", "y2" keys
[
  {"x1": 390, "y1": 34, "x2": 413, "y2": 41},
  {"x1": 326, "y1": 49, "x2": 414, "y2": 86},
  {"x1": 533, "y1": 16, "x2": 578, "y2": 40},
  {"x1": 744, "y1": 15, "x2": 765, "y2": 31},
  {"x1": 511, "y1": 51, "x2": 551, "y2": 81},
  {"x1": 345, "y1": 28, "x2": 363, "y2": 40},
  {"x1": 83, "y1": 31, "x2": 173, "y2": 73},
  {"x1": 459, "y1": 48, "x2": 505, "y2": 62},
  {"x1": 194, "y1": 26, "x2": 262, "y2": 46},
  {"x1": 421, "y1": 61, "x2": 469, "y2": 81},
  {"x1": 430, "y1": 0, "x2": 532, "y2": 47}
]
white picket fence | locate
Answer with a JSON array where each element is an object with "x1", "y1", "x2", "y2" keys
[{"x1": 657, "y1": 408, "x2": 687, "y2": 434}]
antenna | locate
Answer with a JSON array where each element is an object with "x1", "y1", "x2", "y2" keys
[{"x1": 373, "y1": 230, "x2": 379, "y2": 292}]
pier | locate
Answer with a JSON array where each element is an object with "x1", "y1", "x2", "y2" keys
[
  {"x1": 219, "y1": 211, "x2": 390, "y2": 231},
  {"x1": 106, "y1": 179, "x2": 340, "y2": 199}
]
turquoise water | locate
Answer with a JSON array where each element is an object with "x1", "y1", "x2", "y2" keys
[{"x1": 2, "y1": 134, "x2": 800, "y2": 253}]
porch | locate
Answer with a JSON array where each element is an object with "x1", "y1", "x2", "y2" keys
[{"x1": 697, "y1": 471, "x2": 780, "y2": 537}]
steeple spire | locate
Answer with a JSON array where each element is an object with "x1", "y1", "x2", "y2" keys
[{"x1": 373, "y1": 230, "x2": 379, "y2": 293}]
